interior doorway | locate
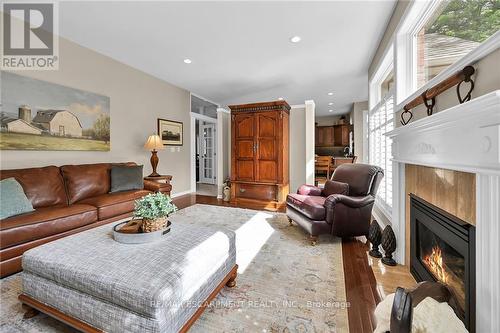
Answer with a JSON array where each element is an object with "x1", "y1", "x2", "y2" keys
[
  {"x1": 199, "y1": 123, "x2": 216, "y2": 184},
  {"x1": 191, "y1": 95, "x2": 218, "y2": 197}
]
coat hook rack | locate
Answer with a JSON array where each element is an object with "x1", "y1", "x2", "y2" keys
[{"x1": 401, "y1": 66, "x2": 475, "y2": 125}]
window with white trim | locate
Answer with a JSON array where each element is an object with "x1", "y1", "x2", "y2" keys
[
  {"x1": 396, "y1": 0, "x2": 500, "y2": 103},
  {"x1": 369, "y1": 69, "x2": 394, "y2": 214}
]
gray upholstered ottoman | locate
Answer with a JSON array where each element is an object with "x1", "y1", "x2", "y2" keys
[{"x1": 19, "y1": 220, "x2": 237, "y2": 333}]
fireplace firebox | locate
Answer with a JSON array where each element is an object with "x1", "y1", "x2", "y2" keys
[{"x1": 410, "y1": 194, "x2": 475, "y2": 331}]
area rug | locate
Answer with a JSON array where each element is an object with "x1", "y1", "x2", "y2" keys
[{"x1": 0, "y1": 204, "x2": 349, "y2": 333}]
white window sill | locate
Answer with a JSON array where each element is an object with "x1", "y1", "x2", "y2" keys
[{"x1": 373, "y1": 201, "x2": 393, "y2": 228}]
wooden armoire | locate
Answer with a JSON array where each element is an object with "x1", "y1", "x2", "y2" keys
[{"x1": 229, "y1": 101, "x2": 290, "y2": 211}]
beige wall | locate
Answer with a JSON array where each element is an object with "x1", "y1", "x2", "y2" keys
[
  {"x1": 315, "y1": 115, "x2": 342, "y2": 126},
  {"x1": 369, "y1": 0, "x2": 411, "y2": 78},
  {"x1": 351, "y1": 101, "x2": 368, "y2": 162},
  {"x1": 304, "y1": 101, "x2": 316, "y2": 185},
  {"x1": 289, "y1": 103, "x2": 316, "y2": 191},
  {"x1": 0, "y1": 37, "x2": 192, "y2": 195},
  {"x1": 289, "y1": 106, "x2": 306, "y2": 192},
  {"x1": 216, "y1": 110, "x2": 231, "y2": 197}
]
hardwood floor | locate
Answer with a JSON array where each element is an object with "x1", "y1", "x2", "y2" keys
[
  {"x1": 172, "y1": 194, "x2": 415, "y2": 333},
  {"x1": 342, "y1": 238, "x2": 416, "y2": 332},
  {"x1": 173, "y1": 193, "x2": 286, "y2": 212}
]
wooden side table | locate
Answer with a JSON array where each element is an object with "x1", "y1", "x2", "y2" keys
[{"x1": 144, "y1": 175, "x2": 172, "y2": 196}]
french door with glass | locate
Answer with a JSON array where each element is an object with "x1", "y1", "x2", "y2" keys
[{"x1": 199, "y1": 123, "x2": 216, "y2": 184}]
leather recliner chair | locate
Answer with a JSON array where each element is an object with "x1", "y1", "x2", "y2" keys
[{"x1": 286, "y1": 163, "x2": 384, "y2": 245}]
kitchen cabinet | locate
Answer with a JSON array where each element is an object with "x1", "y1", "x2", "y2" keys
[
  {"x1": 315, "y1": 126, "x2": 335, "y2": 147},
  {"x1": 315, "y1": 124, "x2": 350, "y2": 147},
  {"x1": 334, "y1": 125, "x2": 350, "y2": 146}
]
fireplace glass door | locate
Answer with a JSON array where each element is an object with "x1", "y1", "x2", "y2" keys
[
  {"x1": 410, "y1": 194, "x2": 475, "y2": 331},
  {"x1": 417, "y1": 222, "x2": 466, "y2": 309}
]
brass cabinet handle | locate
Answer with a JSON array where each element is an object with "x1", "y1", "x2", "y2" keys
[{"x1": 239, "y1": 188, "x2": 246, "y2": 193}]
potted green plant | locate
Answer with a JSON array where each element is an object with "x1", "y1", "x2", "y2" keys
[{"x1": 134, "y1": 193, "x2": 177, "y2": 233}]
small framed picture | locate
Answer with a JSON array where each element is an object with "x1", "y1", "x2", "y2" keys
[{"x1": 157, "y1": 119, "x2": 183, "y2": 146}]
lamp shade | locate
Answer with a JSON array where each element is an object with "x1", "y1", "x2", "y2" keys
[{"x1": 144, "y1": 135, "x2": 164, "y2": 150}]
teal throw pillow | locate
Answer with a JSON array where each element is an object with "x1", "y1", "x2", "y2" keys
[{"x1": 0, "y1": 177, "x2": 35, "y2": 219}]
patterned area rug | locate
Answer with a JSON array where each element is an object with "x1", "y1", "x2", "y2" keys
[{"x1": 0, "y1": 204, "x2": 349, "y2": 332}]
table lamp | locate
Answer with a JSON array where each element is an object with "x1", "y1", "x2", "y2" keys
[{"x1": 144, "y1": 134, "x2": 164, "y2": 177}]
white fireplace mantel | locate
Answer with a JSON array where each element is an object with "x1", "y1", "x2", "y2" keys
[
  {"x1": 386, "y1": 90, "x2": 500, "y2": 174},
  {"x1": 386, "y1": 90, "x2": 500, "y2": 333}
]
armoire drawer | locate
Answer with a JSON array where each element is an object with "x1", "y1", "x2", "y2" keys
[{"x1": 236, "y1": 183, "x2": 277, "y2": 201}]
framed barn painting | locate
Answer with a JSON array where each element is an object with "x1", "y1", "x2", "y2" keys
[
  {"x1": 157, "y1": 119, "x2": 183, "y2": 146},
  {"x1": 0, "y1": 72, "x2": 110, "y2": 151}
]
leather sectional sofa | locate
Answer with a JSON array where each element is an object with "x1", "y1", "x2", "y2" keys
[{"x1": 0, "y1": 162, "x2": 171, "y2": 278}]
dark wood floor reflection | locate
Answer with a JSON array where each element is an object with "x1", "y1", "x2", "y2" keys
[
  {"x1": 172, "y1": 194, "x2": 415, "y2": 333},
  {"x1": 342, "y1": 238, "x2": 381, "y2": 332}
]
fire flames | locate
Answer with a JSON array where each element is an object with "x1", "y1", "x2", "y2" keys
[{"x1": 423, "y1": 246, "x2": 448, "y2": 284}]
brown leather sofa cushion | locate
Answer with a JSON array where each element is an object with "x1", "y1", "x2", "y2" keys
[
  {"x1": 79, "y1": 189, "x2": 151, "y2": 220},
  {"x1": 0, "y1": 204, "x2": 97, "y2": 249},
  {"x1": 0, "y1": 166, "x2": 67, "y2": 208},
  {"x1": 286, "y1": 194, "x2": 326, "y2": 220},
  {"x1": 61, "y1": 163, "x2": 112, "y2": 204}
]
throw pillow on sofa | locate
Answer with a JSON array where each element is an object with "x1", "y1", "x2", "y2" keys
[
  {"x1": 322, "y1": 180, "x2": 349, "y2": 197},
  {"x1": 0, "y1": 177, "x2": 34, "y2": 219},
  {"x1": 110, "y1": 165, "x2": 144, "y2": 193}
]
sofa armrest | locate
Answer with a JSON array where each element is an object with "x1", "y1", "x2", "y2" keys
[
  {"x1": 144, "y1": 180, "x2": 161, "y2": 192},
  {"x1": 324, "y1": 194, "x2": 374, "y2": 208},
  {"x1": 297, "y1": 184, "x2": 323, "y2": 196}
]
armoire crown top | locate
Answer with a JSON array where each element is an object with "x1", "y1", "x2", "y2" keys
[{"x1": 228, "y1": 100, "x2": 291, "y2": 113}]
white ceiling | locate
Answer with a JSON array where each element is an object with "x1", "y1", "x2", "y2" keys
[{"x1": 58, "y1": 1, "x2": 395, "y2": 116}]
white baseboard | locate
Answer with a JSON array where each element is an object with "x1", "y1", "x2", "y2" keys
[{"x1": 171, "y1": 190, "x2": 192, "y2": 198}]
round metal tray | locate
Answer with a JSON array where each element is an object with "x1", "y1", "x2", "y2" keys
[{"x1": 112, "y1": 220, "x2": 171, "y2": 244}]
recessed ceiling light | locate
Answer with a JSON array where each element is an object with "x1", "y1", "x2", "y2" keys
[
  {"x1": 328, "y1": 92, "x2": 333, "y2": 96},
  {"x1": 183, "y1": 58, "x2": 192, "y2": 64},
  {"x1": 329, "y1": 109, "x2": 333, "y2": 113},
  {"x1": 328, "y1": 102, "x2": 333, "y2": 106},
  {"x1": 278, "y1": 97, "x2": 284, "y2": 100},
  {"x1": 289, "y1": 36, "x2": 301, "y2": 43}
]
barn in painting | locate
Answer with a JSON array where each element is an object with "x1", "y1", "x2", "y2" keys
[{"x1": 32, "y1": 110, "x2": 83, "y2": 137}]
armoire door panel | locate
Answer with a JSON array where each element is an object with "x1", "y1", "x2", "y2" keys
[
  {"x1": 235, "y1": 115, "x2": 255, "y2": 138},
  {"x1": 257, "y1": 138, "x2": 276, "y2": 160},
  {"x1": 258, "y1": 161, "x2": 277, "y2": 182},
  {"x1": 236, "y1": 160, "x2": 254, "y2": 181},
  {"x1": 258, "y1": 114, "x2": 277, "y2": 137},
  {"x1": 237, "y1": 140, "x2": 255, "y2": 159}
]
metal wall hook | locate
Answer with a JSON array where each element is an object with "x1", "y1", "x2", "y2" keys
[
  {"x1": 400, "y1": 108, "x2": 413, "y2": 126},
  {"x1": 457, "y1": 79, "x2": 474, "y2": 104},
  {"x1": 422, "y1": 91, "x2": 436, "y2": 116}
]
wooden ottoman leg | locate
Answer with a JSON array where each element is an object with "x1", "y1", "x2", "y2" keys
[
  {"x1": 226, "y1": 268, "x2": 238, "y2": 288},
  {"x1": 22, "y1": 304, "x2": 40, "y2": 319},
  {"x1": 309, "y1": 235, "x2": 318, "y2": 246},
  {"x1": 288, "y1": 216, "x2": 293, "y2": 226}
]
